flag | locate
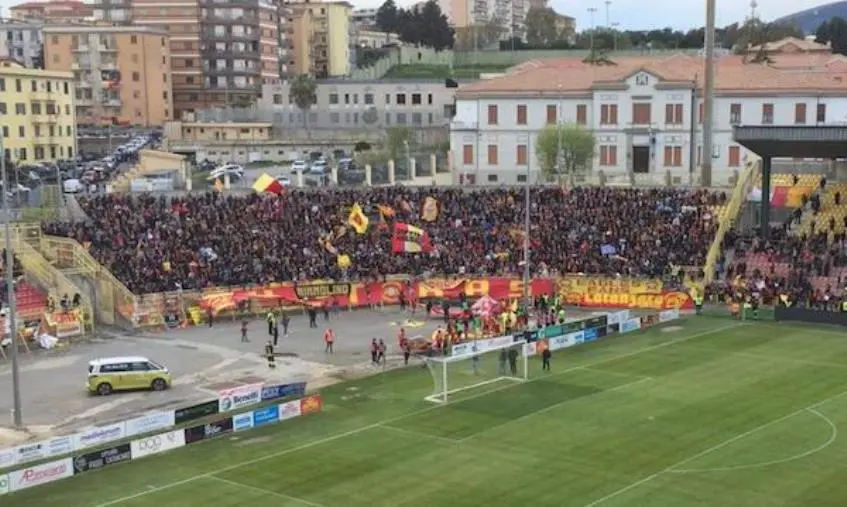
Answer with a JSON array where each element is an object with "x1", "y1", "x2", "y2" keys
[
  {"x1": 337, "y1": 254, "x2": 351, "y2": 269},
  {"x1": 421, "y1": 197, "x2": 439, "y2": 222},
  {"x1": 392, "y1": 223, "x2": 433, "y2": 254},
  {"x1": 213, "y1": 178, "x2": 224, "y2": 192},
  {"x1": 377, "y1": 204, "x2": 395, "y2": 218},
  {"x1": 252, "y1": 173, "x2": 284, "y2": 195},
  {"x1": 347, "y1": 203, "x2": 369, "y2": 235}
]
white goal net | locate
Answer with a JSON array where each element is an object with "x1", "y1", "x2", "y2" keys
[{"x1": 423, "y1": 341, "x2": 528, "y2": 404}]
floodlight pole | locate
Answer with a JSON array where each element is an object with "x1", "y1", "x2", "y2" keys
[
  {"x1": 522, "y1": 136, "x2": 531, "y2": 310},
  {"x1": 0, "y1": 133, "x2": 22, "y2": 428},
  {"x1": 702, "y1": 0, "x2": 716, "y2": 187}
]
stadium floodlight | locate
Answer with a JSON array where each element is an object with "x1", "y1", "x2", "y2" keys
[{"x1": 423, "y1": 341, "x2": 529, "y2": 404}]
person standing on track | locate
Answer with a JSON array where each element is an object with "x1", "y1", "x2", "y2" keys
[
  {"x1": 542, "y1": 346, "x2": 551, "y2": 372},
  {"x1": 241, "y1": 318, "x2": 249, "y2": 343},
  {"x1": 266, "y1": 310, "x2": 276, "y2": 336},
  {"x1": 281, "y1": 310, "x2": 290, "y2": 337},
  {"x1": 324, "y1": 328, "x2": 335, "y2": 354},
  {"x1": 265, "y1": 340, "x2": 276, "y2": 369},
  {"x1": 403, "y1": 338, "x2": 411, "y2": 366},
  {"x1": 371, "y1": 338, "x2": 379, "y2": 364},
  {"x1": 377, "y1": 339, "x2": 387, "y2": 366}
]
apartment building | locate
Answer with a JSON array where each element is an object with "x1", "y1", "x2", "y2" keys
[
  {"x1": 89, "y1": 0, "x2": 286, "y2": 118},
  {"x1": 450, "y1": 52, "x2": 847, "y2": 185},
  {"x1": 0, "y1": 19, "x2": 43, "y2": 68},
  {"x1": 351, "y1": 7, "x2": 376, "y2": 27},
  {"x1": 0, "y1": 60, "x2": 76, "y2": 163},
  {"x1": 288, "y1": 0, "x2": 352, "y2": 78},
  {"x1": 439, "y1": 0, "x2": 527, "y2": 40},
  {"x1": 9, "y1": 1, "x2": 92, "y2": 22},
  {"x1": 43, "y1": 25, "x2": 171, "y2": 127}
]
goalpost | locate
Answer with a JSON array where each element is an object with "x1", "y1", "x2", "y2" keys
[{"x1": 423, "y1": 341, "x2": 529, "y2": 404}]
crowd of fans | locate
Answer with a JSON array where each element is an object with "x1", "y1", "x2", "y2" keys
[{"x1": 41, "y1": 187, "x2": 726, "y2": 294}]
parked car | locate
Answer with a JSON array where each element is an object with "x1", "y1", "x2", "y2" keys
[
  {"x1": 87, "y1": 356, "x2": 172, "y2": 396},
  {"x1": 275, "y1": 175, "x2": 292, "y2": 187},
  {"x1": 290, "y1": 160, "x2": 308, "y2": 174}
]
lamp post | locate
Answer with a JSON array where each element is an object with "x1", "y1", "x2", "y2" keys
[
  {"x1": 0, "y1": 134, "x2": 23, "y2": 428},
  {"x1": 519, "y1": 134, "x2": 532, "y2": 309},
  {"x1": 587, "y1": 7, "x2": 598, "y2": 53}
]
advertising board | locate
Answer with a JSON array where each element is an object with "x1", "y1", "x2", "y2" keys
[
  {"x1": 74, "y1": 422, "x2": 126, "y2": 451},
  {"x1": 219, "y1": 383, "x2": 263, "y2": 413},
  {"x1": 523, "y1": 342, "x2": 538, "y2": 357},
  {"x1": 130, "y1": 430, "x2": 186, "y2": 459},
  {"x1": 278, "y1": 400, "x2": 302, "y2": 421},
  {"x1": 2, "y1": 435, "x2": 74, "y2": 468},
  {"x1": 0, "y1": 448, "x2": 13, "y2": 469},
  {"x1": 583, "y1": 315, "x2": 608, "y2": 330},
  {"x1": 125, "y1": 411, "x2": 176, "y2": 437},
  {"x1": 73, "y1": 443, "x2": 132, "y2": 474},
  {"x1": 252, "y1": 406, "x2": 279, "y2": 427},
  {"x1": 8, "y1": 458, "x2": 73, "y2": 492},
  {"x1": 300, "y1": 394, "x2": 323, "y2": 415},
  {"x1": 261, "y1": 382, "x2": 307, "y2": 402},
  {"x1": 174, "y1": 400, "x2": 219, "y2": 425},
  {"x1": 583, "y1": 327, "x2": 599, "y2": 343},
  {"x1": 451, "y1": 335, "x2": 514, "y2": 358},
  {"x1": 641, "y1": 314, "x2": 659, "y2": 329},
  {"x1": 539, "y1": 324, "x2": 564, "y2": 339},
  {"x1": 232, "y1": 412, "x2": 255, "y2": 432},
  {"x1": 548, "y1": 331, "x2": 584, "y2": 351},
  {"x1": 658, "y1": 309, "x2": 680, "y2": 323},
  {"x1": 184, "y1": 417, "x2": 233, "y2": 444},
  {"x1": 0, "y1": 473, "x2": 7, "y2": 495},
  {"x1": 606, "y1": 310, "x2": 631, "y2": 325},
  {"x1": 620, "y1": 318, "x2": 642, "y2": 334}
]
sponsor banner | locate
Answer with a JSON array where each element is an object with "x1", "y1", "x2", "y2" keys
[
  {"x1": 184, "y1": 417, "x2": 233, "y2": 445},
  {"x1": 620, "y1": 318, "x2": 642, "y2": 334},
  {"x1": 261, "y1": 382, "x2": 307, "y2": 402},
  {"x1": 451, "y1": 335, "x2": 515, "y2": 358},
  {"x1": 583, "y1": 327, "x2": 599, "y2": 343},
  {"x1": 558, "y1": 276, "x2": 693, "y2": 310},
  {"x1": 607, "y1": 323, "x2": 620, "y2": 334},
  {"x1": 219, "y1": 383, "x2": 263, "y2": 413},
  {"x1": 583, "y1": 315, "x2": 608, "y2": 330},
  {"x1": 73, "y1": 443, "x2": 132, "y2": 474},
  {"x1": 232, "y1": 412, "x2": 254, "y2": 432},
  {"x1": 0, "y1": 473, "x2": 7, "y2": 495},
  {"x1": 252, "y1": 406, "x2": 279, "y2": 427},
  {"x1": 74, "y1": 422, "x2": 126, "y2": 451},
  {"x1": 3, "y1": 434, "x2": 76, "y2": 468},
  {"x1": 606, "y1": 310, "x2": 631, "y2": 326},
  {"x1": 0, "y1": 449, "x2": 13, "y2": 469},
  {"x1": 539, "y1": 324, "x2": 564, "y2": 339},
  {"x1": 300, "y1": 394, "x2": 323, "y2": 415},
  {"x1": 641, "y1": 314, "x2": 659, "y2": 328},
  {"x1": 174, "y1": 400, "x2": 220, "y2": 425},
  {"x1": 278, "y1": 400, "x2": 301, "y2": 421},
  {"x1": 548, "y1": 331, "x2": 584, "y2": 351},
  {"x1": 659, "y1": 309, "x2": 680, "y2": 323},
  {"x1": 130, "y1": 431, "x2": 185, "y2": 459},
  {"x1": 8, "y1": 457, "x2": 73, "y2": 492},
  {"x1": 125, "y1": 411, "x2": 176, "y2": 437}
]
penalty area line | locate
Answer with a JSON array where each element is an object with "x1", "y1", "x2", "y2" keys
[{"x1": 205, "y1": 475, "x2": 325, "y2": 507}]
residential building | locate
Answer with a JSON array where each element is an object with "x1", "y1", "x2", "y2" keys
[
  {"x1": 439, "y1": 0, "x2": 527, "y2": 40},
  {"x1": 43, "y1": 25, "x2": 172, "y2": 127},
  {"x1": 554, "y1": 13, "x2": 576, "y2": 43},
  {"x1": 354, "y1": 29, "x2": 399, "y2": 49},
  {"x1": 288, "y1": 0, "x2": 353, "y2": 78},
  {"x1": 164, "y1": 120, "x2": 271, "y2": 142},
  {"x1": 450, "y1": 53, "x2": 847, "y2": 185},
  {"x1": 0, "y1": 60, "x2": 76, "y2": 163},
  {"x1": 9, "y1": 1, "x2": 91, "y2": 22},
  {"x1": 0, "y1": 19, "x2": 43, "y2": 68},
  {"x1": 89, "y1": 0, "x2": 287, "y2": 118},
  {"x1": 351, "y1": 7, "x2": 377, "y2": 27},
  {"x1": 747, "y1": 36, "x2": 830, "y2": 55}
]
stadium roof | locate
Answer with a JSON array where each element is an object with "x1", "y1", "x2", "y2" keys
[{"x1": 733, "y1": 125, "x2": 847, "y2": 158}]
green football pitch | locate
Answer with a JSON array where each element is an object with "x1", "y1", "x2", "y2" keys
[{"x1": 9, "y1": 317, "x2": 847, "y2": 507}]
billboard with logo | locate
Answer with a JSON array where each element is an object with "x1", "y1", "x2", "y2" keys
[
  {"x1": 218, "y1": 383, "x2": 263, "y2": 413},
  {"x1": 125, "y1": 411, "x2": 176, "y2": 437},
  {"x1": 232, "y1": 412, "x2": 254, "y2": 432},
  {"x1": 261, "y1": 382, "x2": 307, "y2": 402},
  {"x1": 1, "y1": 435, "x2": 75, "y2": 469},
  {"x1": 252, "y1": 406, "x2": 279, "y2": 427},
  {"x1": 74, "y1": 422, "x2": 126, "y2": 451},
  {"x1": 278, "y1": 400, "x2": 301, "y2": 421},
  {"x1": 620, "y1": 318, "x2": 641, "y2": 334},
  {"x1": 73, "y1": 443, "x2": 132, "y2": 474},
  {"x1": 0, "y1": 473, "x2": 8, "y2": 495},
  {"x1": 130, "y1": 430, "x2": 185, "y2": 459},
  {"x1": 184, "y1": 417, "x2": 234, "y2": 444},
  {"x1": 8, "y1": 457, "x2": 74, "y2": 492},
  {"x1": 174, "y1": 400, "x2": 219, "y2": 425}
]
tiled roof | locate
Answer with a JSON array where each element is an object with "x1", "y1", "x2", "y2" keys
[{"x1": 456, "y1": 53, "x2": 847, "y2": 97}]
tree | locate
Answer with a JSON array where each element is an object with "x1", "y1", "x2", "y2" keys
[
  {"x1": 816, "y1": 17, "x2": 847, "y2": 55},
  {"x1": 394, "y1": 0, "x2": 454, "y2": 50},
  {"x1": 524, "y1": 7, "x2": 558, "y2": 47},
  {"x1": 386, "y1": 126, "x2": 416, "y2": 160},
  {"x1": 375, "y1": 0, "x2": 399, "y2": 32},
  {"x1": 289, "y1": 74, "x2": 316, "y2": 136},
  {"x1": 535, "y1": 124, "x2": 595, "y2": 183}
]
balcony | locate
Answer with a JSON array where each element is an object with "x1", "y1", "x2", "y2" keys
[
  {"x1": 98, "y1": 45, "x2": 118, "y2": 52},
  {"x1": 104, "y1": 99, "x2": 121, "y2": 107},
  {"x1": 72, "y1": 45, "x2": 90, "y2": 53},
  {"x1": 101, "y1": 61, "x2": 117, "y2": 70}
]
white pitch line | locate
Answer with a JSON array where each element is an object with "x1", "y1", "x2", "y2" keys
[
  {"x1": 205, "y1": 475, "x2": 325, "y2": 507},
  {"x1": 583, "y1": 385, "x2": 847, "y2": 506},
  {"x1": 93, "y1": 321, "x2": 742, "y2": 507}
]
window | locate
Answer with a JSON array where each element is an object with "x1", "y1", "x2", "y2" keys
[
  {"x1": 0, "y1": 103, "x2": 6, "y2": 114},
  {"x1": 516, "y1": 104, "x2": 527, "y2": 125},
  {"x1": 15, "y1": 79, "x2": 21, "y2": 92},
  {"x1": 0, "y1": 78, "x2": 4, "y2": 92},
  {"x1": 487, "y1": 104, "x2": 498, "y2": 125},
  {"x1": 600, "y1": 104, "x2": 618, "y2": 125},
  {"x1": 663, "y1": 146, "x2": 682, "y2": 167},
  {"x1": 185, "y1": 59, "x2": 194, "y2": 67},
  {"x1": 698, "y1": 102, "x2": 704, "y2": 123},
  {"x1": 330, "y1": 112, "x2": 340, "y2": 123},
  {"x1": 599, "y1": 145, "x2": 617, "y2": 166},
  {"x1": 546, "y1": 104, "x2": 556, "y2": 124},
  {"x1": 273, "y1": 94, "x2": 282, "y2": 104},
  {"x1": 364, "y1": 93, "x2": 374, "y2": 105},
  {"x1": 632, "y1": 103, "x2": 651, "y2": 124},
  {"x1": 18, "y1": 126, "x2": 25, "y2": 137},
  {"x1": 730, "y1": 103, "x2": 741, "y2": 124},
  {"x1": 131, "y1": 35, "x2": 138, "y2": 44},
  {"x1": 34, "y1": 146, "x2": 44, "y2": 160},
  {"x1": 328, "y1": 93, "x2": 339, "y2": 105},
  {"x1": 487, "y1": 174, "x2": 498, "y2": 182},
  {"x1": 517, "y1": 174, "x2": 527, "y2": 183},
  {"x1": 516, "y1": 144, "x2": 528, "y2": 165},
  {"x1": 576, "y1": 104, "x2": 587, "y2": 125},
  {"x1": 396, "y1": 93, "x2": 406, "y2": 105},
  {"x1": 15, "y1": 103, "x2": 25, "y2": 115},
  {"x1": 762, "y1": 103, "x2": 774, "y2": 124},
  {"x1": 427, "y1": 93, "x2": 433, "y2": 105},
  {"x1": 385, "y1": 94, "x2": 390, "y2": 105},
  {"x1": 132, "y1": 72, "x2": 140, "y2": 81},
  {"x1": 46, "y1": 81, "x2": 52, "y2": 93},
  {"x1": 31, "y1": 80, "x2": 36, "y2": 92},
  {"x1": 31, "y1": 102, "x2": 41, "y2": 115},
  {"x1": 817, "y1": 103, "x2": 827, "y2": 123},
  {"x1": 664, "y1": 104, "x2": 683, "y2": 125},
  {"x1": 487, "y1": 144, "x2": 498, "y2": 165},
  {"x1": 462, "y1": 144, "x2": 474, "y2": 165},
  {"x1": 411, "y1": 93, "x2": 421, "y2": 105},
  {"x1": 728, "y1": 145, "x2": 741, "y2": 167},
  {"x1": 794, "y1": 103, "x2": 807, "y2": 124},
  {"x1": 18, "y1": 148, "x2": 26, "y2": 160},
  {"x1": 45, "y1": 103, "x2": 55, "y2": 114}
]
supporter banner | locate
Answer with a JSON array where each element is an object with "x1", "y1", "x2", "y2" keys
[
  {"x1": 261, "y1": 382, "x2": 307, "y2": 402},
  {"x1": 558, "y1": 276, "x2": 693, "y2": 310},
  {"x1": 73, "y1": 443, "x2": 132, "y2": 474},
  {"x1": 659, "y1": 309, "x2": 680, "y2": 323},
  {"x1": 174, "y1": 400, "x2": 219, "y2": 425},
  {"x1": 197, "y1": 278, "x2": 556, "y2": 313},
  {"x1": 549, "y1": 331, "x2": 584, "y2": 351},
  {"x1": 620, "y1": 318, "x2": 641, "y2": 334},
  {"x1": 130, "y1": 430, "x2": 185, "y2": 459},
  {"x1": 300, "y1": 394, "x2": 323, "y2": 415},
  {"x1": 48, "y1": 310, "x2": 84, "y2": 339},
  {"x1": 8, "y1": 458, "x2": 73, "y2": 492},
  {"x1": 125, "y1": 411, "x2": 176, "y2": 437},
  {"x1": 278, "y1": 400, "x2": 302, "y2": 421},
  {"x1": 252, "y1": 406, "x2": 279, "y2": 428},
  {"x1": 184, "y1": 417, "x2": 234, "y2": 445},
  {"x1": 232, "y1": 412, "x2": 254, "y2": 432},
  {"x1": 606, "y1": 311, "x2": 631, "y2": 325},
  {"x1": 0, "y1": 473, "x2": 7, "y2": 495},
  {"x1": 2, "y1": 435, "x2": 74, "y2": 469},
  {"x1": 219, "y1": 383, "x2": 263, "y2": 413},
  {"x1": 74, "y1": 422, "x2": 126, "y2": 451}
]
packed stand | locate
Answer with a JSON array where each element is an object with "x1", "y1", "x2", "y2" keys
[{"x1": 42, "y1": 187, "x2": 726, "y2": 294}]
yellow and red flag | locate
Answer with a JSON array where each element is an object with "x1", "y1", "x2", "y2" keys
[
  {"x1": 347, "y1": 203, "x2": 369, "y2": 235},
  {"x1": 391, "y1": 223, "x2": 433, "y2": 254},
  {"x1": 337, "y1": 254, "x2": 352, "y2": 269},
  {"x1": 377, "y1": 204, "x2": 396, "y2": 218},
  {"x1": 252, "y1": 173, "x2": 284, "y2": 195}
]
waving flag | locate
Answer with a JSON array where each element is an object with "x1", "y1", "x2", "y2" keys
[
  {"x1": 252, "y1": 173, "x2": 284, "y2": 195},
  {"x1": 377, "y1": 204, "x2": 395, "y2": 218},
  {"x1": 347, "y1": 203, "x2": 369, "y2": 235},
  {"x1": 421, "y1": 197, "x2": 439, "y2": 222},
  {"x1": 392, "y1": 223, "x2": 433, "y2": 254}
]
